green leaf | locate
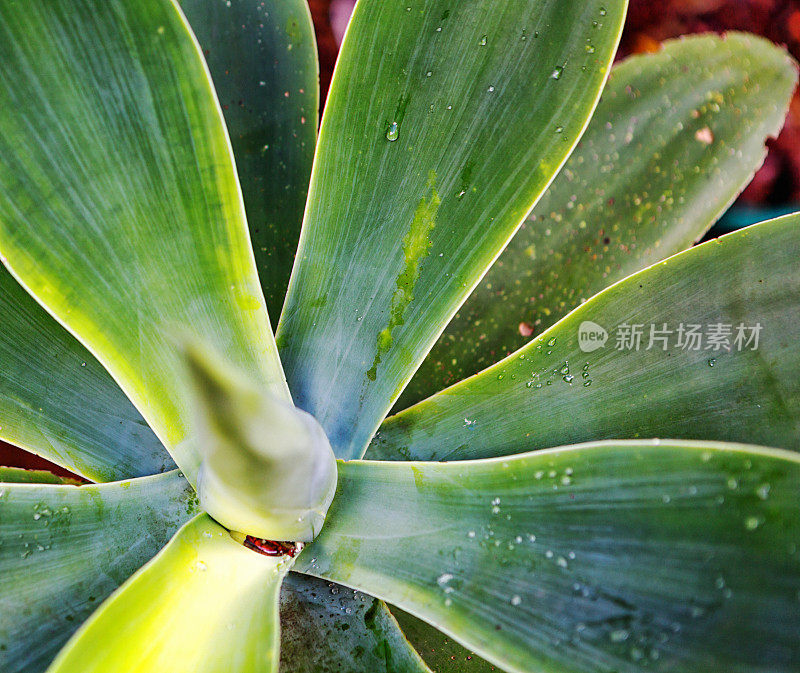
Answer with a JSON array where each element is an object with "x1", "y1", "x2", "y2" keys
[
  {"x1": 0, "y1": 0, "x2": 288, "y2": 484},
  {"x1": 47, "y1": 514, "x2": 288, "y2": 673},
  {"x1": 0, "y1": 266, "x2": 172, "y2": 482},
  {"x1": 184, "y1": 342, "x2": 336, "y2": 541},
  {"x1": 369, "y1": 214, "x2": 800, "y2": 462},
  {"x1": 279, "y1": 574, "x2": 431, "y2": 673},
  {"x1": 276, "y1": 0, "x2": 627, "y2": 459},
  {"x1": 178, "y1": 0, "x2": 318, "y2": 318},
  {"x1": 297, "y1": 441, "x2": 800, "y2": 673},
  {"x1": 0, "y1": 467, "x2": 75, "y2": 485},
  {"x1": 391, "y1": 607, "x2": 496, "y2": 673},
  {"x1": 400, "y1": 32, "x2": 798, "y2": 407},
  {"x1": 0, "y1": 470, "x2": 198, "y2": 673}
]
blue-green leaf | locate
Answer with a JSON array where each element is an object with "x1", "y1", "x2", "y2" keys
[
  {"x1": 277, "y1": 0, "x2": 627, "y2": 459},
  {"x1": 279, "y1": 574, "x2": 430, "y2": 673},
  {"x1": 47, "y1": 514, "x2": 289, "y2": 673},
  {"x1": 0, "y1": 266, "x2": 171, "y2": 481},
  {"x1": 179, "y1": 0, "x2": 318, "y2": 318},
  {"x1": 0, "y1": 470, "x2": 198, "y2": 673},
  {"x1": 0, "y1": 0, "x2": 290, "y2": 484},
  {"x1": 399, "y1": 33, "x2": 798, "y2": 407},
  {"x1": 298, "y1": 442, "x2": 800, "y2": 673},
  {"x1": 370, "y1": 214, "x2": 800, "y2": 462}
]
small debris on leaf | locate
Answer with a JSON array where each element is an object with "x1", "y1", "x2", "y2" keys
[{"x1": 244, "y1": 536, "x2": 303, "y2": 557}]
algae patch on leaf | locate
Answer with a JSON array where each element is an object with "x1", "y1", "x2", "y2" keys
[{"x1": 366, "y1": 172, "x2": 441, "y2": 381}]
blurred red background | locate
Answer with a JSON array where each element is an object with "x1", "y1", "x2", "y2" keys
[{"x1": 3, "y1": 0, "x2": 799, "y2": 476}]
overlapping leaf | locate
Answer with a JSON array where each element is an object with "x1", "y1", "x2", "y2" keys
[
  {"x1": 47, "y1": 514, "x2": 288, "y2": 673},
  {"x1": 391, "y1": 608, "x2": 496, "y2": 673},
  {"x1": 279, "y1": 574, "x2": 430, "y2": 673},
  {"x1": 400, "y1": 33, "x2": 798, "y2": 406},
  {"x1": 370, "y1": 214, "x2": 800, "y2": 461},
  {"x1": 0, "y1": 267, "x2": 171, "y2": 481},
  {"x1": 0, "y1": 0, "x2": 288, "y2": 484},
  {"x1": 0, "y1": 471, "x2": 198, "y2": 673},
  {"x1": 0, "y1": 467, "x2": 70, "y2": 485},
  {"x1": 298, "y1": 442, "x2": 800, "y2": 673},
  {"x1": 179, "y1": 0, "x2": 318, "y2": 317},
  {"x1": 277, "y1": 0, "x2": 627, "y2": 459}
]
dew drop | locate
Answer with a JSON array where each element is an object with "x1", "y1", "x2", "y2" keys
[
  {"x1": 510, "y1": 595, "x2": 522, "y2": 606},
  {"x1": 551, "y1": 66, "x2": 564, "y2": 80},
  {"x1": 437, "y1": 573, "x2": 455, "y2": 593},
  {"x1": 386, "y1": 122, "x2": 399, "y2": 141},
  {"x1": 609, "y1": 629, "x2": 629, "y2": 643},
  {"x1": 745, "y1": 516, "x2": 762, "y2": 531},
  {"x1": 479, "y1": 35, "x2": 487, "y2": 46}
]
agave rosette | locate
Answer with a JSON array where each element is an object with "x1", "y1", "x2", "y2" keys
[{"x1": 0, "y1": 1, "x2": 799, "y2": 672}]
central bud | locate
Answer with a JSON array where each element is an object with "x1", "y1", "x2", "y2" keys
[{"x1": 185, "y1": 343, "x2": 338, "y2": 543}]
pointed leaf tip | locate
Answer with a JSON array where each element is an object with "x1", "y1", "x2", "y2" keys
[{"x1": 184, "y1": 342, "x2": 337, "y2": 542}]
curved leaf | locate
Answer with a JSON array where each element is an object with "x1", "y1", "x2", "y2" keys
[
  {"x1": 179, "y1": 0, "x2": 319, "y2": 317},
  {"x1": 280, "y1": 573, "x2": 431, "y2": 673},
  {"x1": 369, "y1": 214, "x2": 800, "y2": 462},
  {"x1": 400, "y1": 32, "x2": 798, "y2": 406},
  {"x1": 276, "y1": 0, "x2": 627, "y2": 459},
  {"x1": 0, "y1": 471, "x2": 198, "y2": 673},
  {"x1": 0, "y1": 266, "x2": 172, "y2": 481},
  {"x1": 0, "y1": 0, "x2": 288, "y2": 484},
  {"x1": 298, "y1": 442, "x2": 800, "y2": 673},
  {"x1": 47, "y1": 514, "x2": 289, "y2": 673}
]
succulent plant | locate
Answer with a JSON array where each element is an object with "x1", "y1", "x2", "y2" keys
[{"x1": 1, "y1": 0, "x2": 799, "y2": 672}]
